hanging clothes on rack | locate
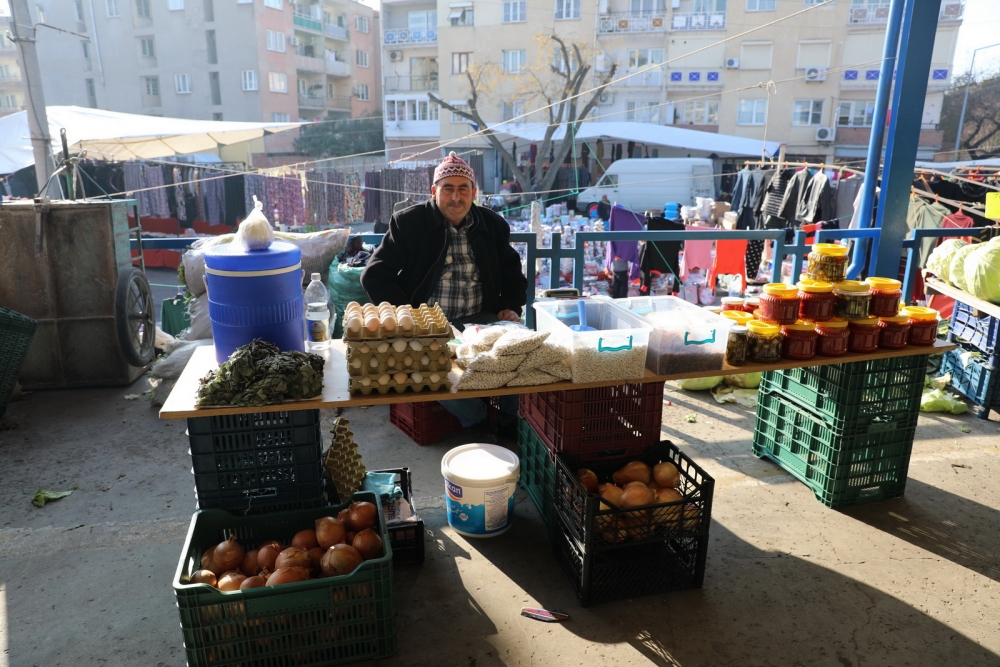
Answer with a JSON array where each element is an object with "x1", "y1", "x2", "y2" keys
[
  {"x1": 605, "y1": 205, "x2": 643, "y2": 282},
  {"x1": 835, "y1": 174, "x2": 863, "y2": 223},
  {"x1": 639, "y1": 214, "x2": 684, "y2": 293},
  {"x1": 796, "y1": 169, "x2": 834, "y2": 225},
  {"x1": 364, "y1": 171, "x2": 381, "y2": 224},
  {"x1": 908, "y1": 197, "x2": 950, "y2": 268}
]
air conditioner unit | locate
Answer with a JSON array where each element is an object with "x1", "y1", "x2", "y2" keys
[
  {"x1": 389, "y1": 50, "x2": 403, "y2": 62},
  {"x1": 598, "y1": 91, "x2": 614, "y2": 106},
  {"x1": 815, "y1": 126, "x2": 835, "y2": 142},
  {"x1": 351, "y1": 86, "x2": 360, "y2": 96},
  {"x1": 290, "y1": 36, "x2": 301, "y2": 46},
  {"x1": 725, "y1": 57, "x2": 739, "y2": 69},
  {"x1": 805, "y1": 67, "x2": 827, "y2": 82}
]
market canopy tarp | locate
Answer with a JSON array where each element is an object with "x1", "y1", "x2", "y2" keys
[
  {"x1": 0, "y1": 106, "x2": 304, "y2": 174},
  {"x1": 496, "y1": 121, "x2": 781, "y2": 159}
]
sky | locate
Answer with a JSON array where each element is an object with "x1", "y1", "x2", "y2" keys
[{"x1": 953, "y1": 0, "x2": 1000, "y2": 78}]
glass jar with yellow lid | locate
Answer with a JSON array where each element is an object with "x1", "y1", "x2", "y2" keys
[
  {"x1": 721, "y1": 310, "x2": 754, "y2": 326},
  {"x1": 747, "y1": 320, "x2": 782, "y2": 363},
  {"x1": 807, "y1": 243, "x2": 849, "y2": 283},
  {"x1": 866, "y1": 277, "x2": 903, "y2": 318},
  {"x1": 797, "y1": 280, "x2": 835, "y2": 322},
  {"x1": 780, "y1": 320, "x2": 818, "y2": 360},
  {"x1": 847, "y1": 316, "x2": 879, "y2": 353},
  {"x1": 758, "y1": 283, "x2": 800, "y2": 325},
  {"x1": 833, "y1": 280, "x2": 872, "y2": 320},
  {"x1": 815, "y1": 318, "x2": 850, "y2": 356},
  {"x1": 877, "y1": 314, "x2": 910, "y2": 350},
  {"x1": 900, "y1": 306, "x2": 939, "y2": 346}
]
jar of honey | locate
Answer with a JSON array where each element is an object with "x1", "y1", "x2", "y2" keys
[{"x1": 866, "y1": 277, "x2": 903, "y2": 318}]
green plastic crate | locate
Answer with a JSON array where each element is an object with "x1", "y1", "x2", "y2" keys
[
  {"x1": 0, "y1": 307, "x2": 37, "y2": 418},
  {"x1": 753, "y1": 392, "x2": 915, "y2": 508},
  {"x1": 173, "y1": 491, "x2": 395, "y2": 666},
  {"x1": 516, "y1": 418, "x2": 555, "y2": 532},
  {"x1": 760, "y1": 354, "x2": 927, "y2": 432}
]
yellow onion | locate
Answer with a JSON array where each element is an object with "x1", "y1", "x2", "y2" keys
[
  {"x1": 598, "y1": 483, "x2": 624, "y2": 507},
  {"x1": 239, "y1": 575, "x2": 266, "y2": 590},
  {"x1": 275, "y1": 547, "x2": 311, "y2": 570},
  {"x1": 623, "y1": 480, "x2": 647, "y2": 490},
  {"x1": 190, "y1": 569, "x2": 217, "y2": 587},
  {"x1": 217, "y1": 571, "x2": 247, "y2": 592},
  {"x1": 612, "y1": 461, "x2": 651, "y2": 486},
  {"x1": 352, "y1": 529, "x2": 383, "y2": 560},
  {"x1": 307, "y1": 547, "x2": 325, "y2": 572},
  {"x1": 239, "y1": 550, "x2": 259, "y2": 577},
  {"x1": 290, "y1": 529, "x2": 318, "y2": 551},
  {"x1": 680, "y1": 504, "x2": 701, "y2": 530},
  {"x1": 348, "y1": 501, "x2": 378, "y2": 531},
  {"x1": 256, "y1": 540, "x2": 282, "y2": 572},
  {"x1": 213, "y1": 535, "x2": 244, "y2": 572},
  {"x1": 266, "y1": 566, "x2": 311, "y2": 586},
  {"x1": 620, "y1": 484, "x2": 655, "y2": 508},
  {"x1": 653, "y1": 461, "x2": 680, "y2": 489},
  {"x1": 315, "y1": 517, "x2": 347, "y2": 549},
  {"x1": 576, "y1": 469, "x2": 599, "y2": 493},
  {"x1": 320, "y1": 544, "x2": 364, "y2": 577},
  {"x1": 200, "y1": 546, "x2": 223, "y2": 575},
  {"x1": 656, "y1": 488, "x2": 683, "y2": 504}
]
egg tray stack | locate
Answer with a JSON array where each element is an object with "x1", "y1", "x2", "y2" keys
[
  {"x1": 322, "y1": 417, "x2": 367, "y2": 503},
  {"x1": 343, "y1": 303, "x2": 451, "y2": 340}
]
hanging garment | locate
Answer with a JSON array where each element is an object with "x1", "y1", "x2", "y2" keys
[
  {"x1": 777, "y1": 169, "x2": 811, "y2": 224},
  {"x1": 835, "y1": 175, "x2": 862, "y2": 223},
  {"x1": 795, "y1": 170, "x2": 834, "y2": 225},
  {"x1": 907, "y1": 197, "x2": 950, "y2": 268},
  {"x1": 761, "y1": 168, "x2": 796, "y2": 220},
  {"x1": 679, "y1": 233, "x2": 714, "y2": 284},
  {"x1": 942, "y1": 210, "x2": 976, "y2": 243},
  {"x1": 709, "y1": 238, "x2": 748, "y2": 291},
  {"x1": 605, "y1": 204, "x2": 644, "y2": 282},
  {"x1": 639, "y1": 215, "x2": 684, "y2": 293}
]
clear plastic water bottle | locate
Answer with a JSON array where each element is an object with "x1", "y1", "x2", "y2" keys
[{"x1": 304, "y1": 272, "x2": 331, "y2": 350}]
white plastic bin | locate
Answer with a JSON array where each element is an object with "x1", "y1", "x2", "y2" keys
[
  {"x1": 533, "y1": 299, "x2": 651, "y2": 384},
  {"x1": 616, "y1": 295, "x2": 728, "y2": 375}
]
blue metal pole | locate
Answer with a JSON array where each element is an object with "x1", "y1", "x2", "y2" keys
[
  {"x1": 872, "y1": 0, "x2": 942, "y2": 279},
  {"x1": 847, "y1": 0, "x2": 905, "y2": 280}
]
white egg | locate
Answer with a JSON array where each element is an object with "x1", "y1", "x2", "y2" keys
[
  {"x1": 369, "y1": 357, "x2": 379, "y2": 368},
  {"x1": 377, "y1": 342, "x2": 390, "y2": 354},
  {"x1": 359, "y1": 344, "x2": 370, "y2": 354},
  {"x1": 403, "y1": 355, "x2": 413, "y2": 367},
  {"x1": 421, "y1": 354, "x2": 430, "y2": 366},
  {"x1": 347, "y1": 316, "x2": 362, "y2": 333},
  {"x1": 429, "y1": 373, "x2": 440, "y2": 383},
  {"x1": 410, "y1": 340, "x2": 423, "y2": 351},
  {"x1": 386, "y1": 356, "x2": 396, "y2": 368},
  {"x1": 392, "y1": 339, "x2": 408, "y2": 353},
  {"x1": 411, "y1": 372, "x2": 424, "y2": 383},
  {"x1": 360, "y1": 377, "x2": 371, "y2": 386},
  {"x1": 350, "y1": 358, "x2": 361, "y2": 368},
  {"x1": 378, "y1": 374, "x2": 390, "y2": 385}
]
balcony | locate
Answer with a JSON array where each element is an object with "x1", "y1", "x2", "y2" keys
[
  {"x1": 384, "y1": 74, "x2": 438, "y2": 92},
  {"x1": 849, "y1": 1, "x2": 962, "y2": 24},
  {"x1": 326, "y1": 95, "x2": 352, "y2": 111},
  {"x1": 624, "y1": 70, "x2": 663, "y2": 87},
  {"x1": 298, "y1": 94, "x2": 326, "y2": 109},
  {"x1": 598, "y1": 11, "x2": 666, "y2": 34},
  {"x1": 296, "y1": 54, "x2": 325, "y2": 73},
  {"x1": 326, "y1": 58, "x2": 350, "y2": 77},
  {"x1": 324, "y1": 23, "x2": 349, "y2": 40},
  {"x1": 669, "y1": 11, "x2": 725, "y2": 31},
  {"x1": 0, "y1": 73, "x2": 23, "y2": 83},
  {"x1": 293, "y1": 13, "x2": 323, "y2": 32},
  {"x1": 383, "y1": 28, "x2": 437, "y2": 47}
]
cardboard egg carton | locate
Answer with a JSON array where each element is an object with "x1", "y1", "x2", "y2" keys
[
  {"x1": 348, "y1": 373, "x2": 452, "y2": 395},
  {"x1": 323, "y1": 417, "x2": 366, "y2": 502},
  {"x1": 342, "y1": 304, "x2": 451, "y2": 341},
  {"x1": 347, "y1": 348, "x2": 454, "y2": 377}
]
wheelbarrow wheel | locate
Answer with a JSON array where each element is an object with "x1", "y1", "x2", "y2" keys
[{"x1": 115, "y1": 267, "x2": 156, "y2": 367}]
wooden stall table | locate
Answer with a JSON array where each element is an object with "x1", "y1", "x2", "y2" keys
[{"x1": 925, "y1": 277, "x2": 1000, "y2": 319}]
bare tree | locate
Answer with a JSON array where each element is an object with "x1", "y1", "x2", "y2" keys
[
  {"x1": 429, "y1": 33, "x2": 617, "y2": 197},
  {"x1": 941, "y1": 69, "x2": 1000, "y2": 156}
]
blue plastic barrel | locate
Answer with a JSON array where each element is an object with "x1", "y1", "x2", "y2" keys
[
  {"x1": 204, "y1": 240, "x2": 305, "y2": 364},
  {"x1": 663, "y1": 202, "x2": 680, "y2": 219}
]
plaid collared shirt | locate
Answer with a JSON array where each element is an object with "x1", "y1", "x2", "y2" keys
[{"x1": 428, "y1": 215, "x2": 483, "y2": 320}]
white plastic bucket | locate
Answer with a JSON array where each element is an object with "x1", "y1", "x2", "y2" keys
[{"x1": 441, "y1": 444, "x2": 520, "y2": 537}]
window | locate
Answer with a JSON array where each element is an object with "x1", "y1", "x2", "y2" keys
[
  {"x1": 837, "y1": 100, "x2": 875, "y2": 127},
  {"x1": 266, "y1": 30, "x2": 285, "y2": 52},
  {"x1": 264, "y1": 0, "x2": 283, "y2": 8},
  {"x1": 503, "y1": 0, "x2": 525, "y2": 22},
  {"x1": 355, "y1": 15, "x2": 369, "y2": 32},
  {"x1": 792, "y1": 99, "x2": 823, "y2": 125},
  {"x1": 796, "y1": 41, "x2": 831, "y2": 69},
  {"x1": 501, "y1": 100, "x2": 523, "y2": 122},
  {"x1": 204, "y1": 0, "x2": 214, "y2": 21},
  {"x1": 0, "y1": 94, "x2": 20, "y2": 109},
  {"x1": 452, "y1": 52, "x2": 470, "y2": 74},
  {"x1": 175, "y1": 73, "x2": 192, "y2": 93},
  {"x1": 85, "y1": 78, "x2": 97, "y2": 107},
  {"x1": 269, "y1": 71, "x2": 287, "y2": 92},
  {"x1": 209, "y1": 71, "x2": 221, "y2": 104},
  {"x1": 628, "y1": 48, "x2": 663, "y2": 71},
  {"x1": 408, "y1": 10, "x2": 437, "y2": 30},
  {"x1": 596, "y1": 173, "x2": 617, "y2": 187},
  {"x1": 135, "y1": 0, "x2": 151, "y2": 19},
  {"x1": 168, "y1": 0, "x2": 184, "y2": 10},
  {"x1": 449, "y1": 4, "x2": 473, "y2": 26},
  {"x1": 242, "y1": 70, "x2": 258, "y2": 91},
  {"x1": 213, "y1": 112, "x2": 223, "y2": 120},
  {"x1": 411, "y1": 99, "x2": 438, "y2": 120},
  {"x1": 0, "y1": 64, "x2": 15, "y2": 81},
  {"x1": 237, "y1": 0, "x2": 251, "y2": 4},
  {"x1": 682, "y1": 100, "x2": 720, "y2": 124},
  {"x1": 502, "y1": 50, "x2": 526, "y2": 74},
  {"x1": 355, "y1": 50, "x2": 369, "y2": 67},
  {"x1": 386, "y1": 100, "x2": 404, "y2": 122},
  {"x1": 356, "y1": 84, "x2": 369, "y2": 101},
  {"x1": 450, "y1": 101, "x2": 468, "y2": 123},
  {"x1": 106, "y1": 0, "x2": 120, "y2": 16},
  {"x1": 206, "y1": 30, "x2": 217, "y2": 64},
  {"x1": 630, "y1": 0, "x2": 666, "y2": 13},
  {"x1": 694, "y1": 0, "x2": 725, "y2": 9},
  {"x1": 75, "y1": 0, "x2": 85, "y2": 20},
  {"x1": 740, "y1": 42, "x2": 772, "y2": 70},
  {"x1": 82, "y1": 41, "x2": 90, "y2": 59},
  {"x1": 746, "y1": 0, "x2": 774, "y2": 9},
  {"x1": 140, "y1": 37, "x2": 155, "y2": 58},
  {"x1": 272, "y1": 112, "x2": 290, "y2": 122},
  {"x1": 297, "y1": 77, "x2": 307, "y2": 95},
  {"x1": 737, "y1": 98, "x2": 767, "y2": 125},
  {"x1": 555, "y1": 0, "x2": 580, "y2": 19},
  {"x1": 553, "y1": 49, "x2": 578, "y2": 74},
  {"x1": 143, "y1": 75, "x2": 160, "y2": 96},
  {"x1": 803, "y1": 0, "x2": 824, "y2": 4}
]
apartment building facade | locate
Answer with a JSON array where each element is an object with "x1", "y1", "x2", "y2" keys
[
  {"x1": 0, "y1": 2, "x2": 27, "y2": 118},
  {"x1": 380, "y1": 0, "x2": 963, "y2": 173},
  {"x1": 26, "y1": 0, "x2": 379, "y2": 154}
]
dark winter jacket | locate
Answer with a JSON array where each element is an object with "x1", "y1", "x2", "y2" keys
[{"x1": 360, "y1": 200, "x2": 528, "y2": 316}]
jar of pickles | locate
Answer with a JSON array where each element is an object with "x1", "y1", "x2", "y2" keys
[
  {"x1": 848, "y1": 317, "x2": 880, "y2": 353},
  {"x1": 900, "y1": 306, "x2": 939, "y2": 346},
  {"x1": 747, "y1": 321, "x2": 782, "y2": 363},
  {"x1": 758, "y1": 283, "x2": 801, "y2": 325},
  {"x1": 743, "y1": 296, "x2": 760, "y2": 314},
  {"x1": 780, "y1": 320, "x2": 818, "y2": 360},
  {"x1": 797, "y1": 280, "x2": 835, "y2": 322},
  {"x1": 721, "y1": 310, "x2": 754, "y2": 326},
  {"x1": 726, "y1": 325, "x2": 749, "y2": 366},
  {"x1": 866, "y1": 277, "x2": 903, "y2": 318},
  {"x1": 877, "y1": 315, "x2": 910, "y2": 349},
  {"x1": 833, "y1": 281, "x2": 872, "y2": 320},
  {"x1": 721, "y1": 296, "x2": 745, "y2": 311},
  {"x1": 815, "y1": 318, "x2": 850, "y2": 356},
  {"x1": 807, "y1": 243, "x2": 849, "y2": 283}
]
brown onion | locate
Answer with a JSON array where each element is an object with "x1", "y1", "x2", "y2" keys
[
  {"x1": 266, "y1": 566, "x2": 311, "y2": 586},
  {"x1": 624, "y1": 480, "x2": 647, "y2": 489},
  {"x1": 190, "y1": 569, "x2": 217, "y2": 586},
  {"x1": 218, "y1": 571, "x2": 247, "y2": 591},
  {"x1": 315, "y1": 517, "x2": 347, "y2": 549},
  {"x1": 275, "y1": 547, "x2": 311, "y2": 570},
  {"x1": 352, "y1": 529, "x2": 383, "y2": 560},
  {"x1": 307, "y1": 547, "x2": 325, "y2": 571},
  {"x1": 345, "y1": 531, "x2": 357, "y2": 545},
  {"x1": 348, "y1": 502, "x2": 378, "y2": 532},
  {"x1": 653, "y1": 461, "x2": 680, "y2": 489},
  {"x1": 598, "y1": 483, "x2": 624, "y2": 507},
  {"x1": 214, "y1": 535, "x2": 244, "y2": 572},
  {"x1": 240, "y1": 549, "x2": 259, "y2": 577},
  {"x1": 239, "y1": 575, "x2": 266, "y2": 590},
  {"x1": 257, "y1": 541, "x2": 282, "y2": 571},
  {"x1": 336, "y1": 508, "x2": 352, "y2": 530},
  {"x1": 680, "y1": 504, "x2": 701, "y2": 530},
  {"x1": 656, "y1": 488, "x2": 683, "y2": 504},
  {"x1": 576, "y1": 469, "x2": 599, "y2": 493},
  {"x1": 620, "y1": 484, "x2": 655, "y2": 508},
  {"x1": 612, "y1": 461, "x2": 651, "y2": 486},
  {"x1": 290, "y1": 529, "x2": 318, "y2": 551},
  {"x1": 200, "y1": 546, "x2": 223, "y2": 575},
  {"x1": 320, "y1": 544, "x2": 364, "y2": 577}
]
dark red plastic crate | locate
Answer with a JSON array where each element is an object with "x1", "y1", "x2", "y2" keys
[
  {"x1": 389, "y1": 401, "x2": 463, "y2": 446},
  {"x1": 519, "y1": 382, "x2": 665, "y2": 461}
]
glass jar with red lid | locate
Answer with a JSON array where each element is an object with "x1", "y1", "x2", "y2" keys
[
  {"x1": 797, "y1": 280, "x2": 835, "y2": 322},
  {"x1": 900, "y1": 306, "x2": 939, "y2": 346},
  {"x1": 743, "y1": 296, "x2": 760, "y2": 314},
  {"x1": 780, "y1": 321, "x2": 818, "y2": 360},
  {"x1": 866, "y1": 277, "x2": 903, "y2": 318},
  {"x1": 848, "y1": 317, "x2": 880, "y2": 353},
  {"x1": 758, "y1": 283, "x2": 801, "y2": 325},
  {"x1": 721, "y1": 296, "x2": 745, "y2": 311},
  {"x1": 877, "y1": 315, "x2": 910, "y2": 350},
  {"x1": 815, "y1": 318, "x2": 850, "y2": 356}
]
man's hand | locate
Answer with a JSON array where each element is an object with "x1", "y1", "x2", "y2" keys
[{"x1": 497, "y1": 309, "x2": 521, "y2": 322}]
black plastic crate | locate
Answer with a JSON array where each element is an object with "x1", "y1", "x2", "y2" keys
[
  {"x1": 948, "y1": 301, "x2": 1000, "y2": 367},
  {"x1": 941, "y1": 348, "x2": 1000, "y2": 420},
  {"x1": 516, "y1": 418, "x2": 556, "y2": 532},
  {"x1": 372, "y1": 467, "x2": 425, "y2": 565},
  {"x1": 194, "y1": 482, "x2": 328, "y2": 514}
]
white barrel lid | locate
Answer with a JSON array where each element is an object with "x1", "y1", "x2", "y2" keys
[{"x1": 441, "y1": 444, "x2": 520, "y2": 486}]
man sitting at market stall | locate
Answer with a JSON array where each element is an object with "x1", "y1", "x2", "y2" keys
[{"x1": 361, "y1": 151, "x2": 528, "y2": 436}]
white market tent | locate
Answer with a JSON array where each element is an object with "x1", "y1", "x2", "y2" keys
[
  {"x1": 915, "y1": 158, "x2": 1000, "y2": 170},
  {"x1": 497, "y1": 121, "x2": 781, "y2": 159},
  {"x1": 0, "y1": 106, "x2": 304, "y2": 174}
]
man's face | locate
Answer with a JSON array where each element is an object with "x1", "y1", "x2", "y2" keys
[{"x1": 432, "y1": 176, "x2": 476, "y2": 225}]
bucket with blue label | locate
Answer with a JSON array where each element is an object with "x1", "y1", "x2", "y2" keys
[{"x1": 441, "y1": 444, "x2": 520, "y2": 538}]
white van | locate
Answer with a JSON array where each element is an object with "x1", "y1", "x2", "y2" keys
[{"x1": 574, "y1": 158, "x2": 716, "y2": 214}]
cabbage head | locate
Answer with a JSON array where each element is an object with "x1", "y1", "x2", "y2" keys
[
  {"x1": 949, "y1": 242, "x2": 980, "y2": 292},
  {"x1": 677, "y1": 376, "x2": 723, "y2": 391},
  {"x1": 965, "y1": 237, "x2": 1000, "y2": 303},
  {"x1": 925, "y1": 238, "x2": 967, "y2": 283}
]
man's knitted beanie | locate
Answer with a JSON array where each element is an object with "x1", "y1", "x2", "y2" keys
[{"x1": 433, "y1": 151, "x2": 476, "y2": 185}]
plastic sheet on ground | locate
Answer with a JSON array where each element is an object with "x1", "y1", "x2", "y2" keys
[{"x1": 712, "y1": 385, "x2": 758, "y2": 407}]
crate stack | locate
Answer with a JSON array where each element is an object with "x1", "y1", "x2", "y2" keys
[
  {"x1": 755, "y1": 354, "x2": 929, "y2": 508},
  {"x1": 944, "y1": 301, "x2": 1000, "y2": 419},
  {"x1": 516, "y1": 382, "x2": 715, "y2": 606},
  {"x1": 0, "y1": 307, "x2": 37, "y2": 418}
]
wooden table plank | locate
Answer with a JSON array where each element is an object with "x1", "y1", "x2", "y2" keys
[
  {"x1": 924, "y1": 277, "x2": 1000, "y2": 319},
  {"x1": 159, "y1": 340, "x2": 954, "y2": 420}
]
